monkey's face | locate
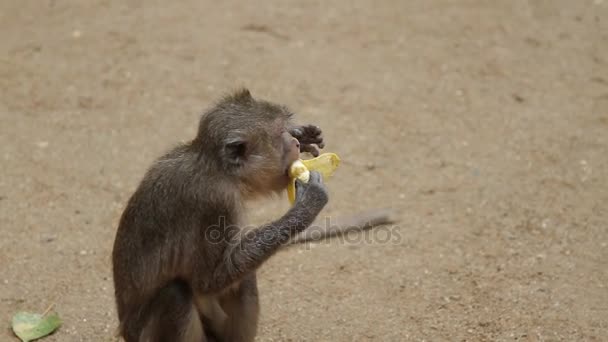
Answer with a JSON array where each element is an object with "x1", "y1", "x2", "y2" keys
[
  {"x1": 258, "y1": 129, "x2": 300, "y2": 193},
  {"x1": 197, "y1": 90, "x2": 302, "y2": 198},
  {"x1": 270, "y1": 131, "x2": 300, "y2": 193},
  {"x1": 281, "y1": 131, "x2": 301, "y2": 172},
  {"x1": 234, "y1": 125, "x2": 300, "y2": 198}
]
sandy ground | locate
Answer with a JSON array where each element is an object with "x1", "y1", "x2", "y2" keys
[{"x1": 1, "y1": 0, "x2": 607, "y2": 341}]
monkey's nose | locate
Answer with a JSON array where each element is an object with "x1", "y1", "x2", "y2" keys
[{"x1": 293, "y1": 138, "x2": 300, "y2": 149}]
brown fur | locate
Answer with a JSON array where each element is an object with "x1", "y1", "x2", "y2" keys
[
  {"x1": 112, "y1": 89, "x2": 393, "y2": 342},
  {"x1": 112, "y1": 89, "x2": 327, "y2": 342}
]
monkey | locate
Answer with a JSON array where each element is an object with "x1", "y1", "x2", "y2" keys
[{"x1": 111, "y1": 89, "x2": 393, "y2": 342}]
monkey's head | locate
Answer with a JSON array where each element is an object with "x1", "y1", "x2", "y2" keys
[{"x1": 194, "y1": 89, "x2": 301, "y2": 198}]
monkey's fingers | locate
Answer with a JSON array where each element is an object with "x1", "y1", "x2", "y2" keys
[
  {"x1": 293, "y1": 178, "x2": 307, "y2": 203},
  {"x1": 301, "y1": 125, "x2": 323, "y2": 145},
  {"x1": 307, "y1": 170, "x2": 323, "y2": 184},
  {"x1": 291, "y1": 125, "x2": 324, "y2": 146},
  {"x1": 287, "y1": 153, "x2": 339, "y2": 205},
  {"x1": 300, "y1": 144, "x2": 320, "y2": 157}
]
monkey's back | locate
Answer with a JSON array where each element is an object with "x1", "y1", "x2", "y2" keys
[{"x1": 111, "y1": 145, "x2": 239, "y2": 320}]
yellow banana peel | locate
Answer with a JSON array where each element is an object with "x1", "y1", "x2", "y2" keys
[{"x1": 287, "y1": 153, "x2": 341, "y2": 204}]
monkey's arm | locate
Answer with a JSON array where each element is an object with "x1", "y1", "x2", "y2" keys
[
  {"x1": 288, "y1": 208, "x2": 395, "y2": 245},
  {"x1": 209, "y1": 172, "x2": 328, "y2": 291},
  {"x1": 289, "y1": 124, "x2": 324, "y2": 157}
]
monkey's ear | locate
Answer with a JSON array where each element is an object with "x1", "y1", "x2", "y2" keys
[{"x1": 224, "y1": 139, "x2": 248, "y2": 166}]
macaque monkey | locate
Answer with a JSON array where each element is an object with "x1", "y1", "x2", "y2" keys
[{"x1": 112, "y1": 89, "x2": 392, "y2": 342}]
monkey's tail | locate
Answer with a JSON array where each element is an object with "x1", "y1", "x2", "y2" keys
[{"x1": 288, "y1": 208, "x2": 396, "y2": 245}]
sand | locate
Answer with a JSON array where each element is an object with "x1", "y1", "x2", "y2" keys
[{"x1": 1, "y1": 1, "x2": 607, "y2": 340}]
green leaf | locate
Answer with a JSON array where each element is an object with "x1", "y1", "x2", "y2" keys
[{"x1": 11, "y1": 311, "x2": 62, "y2": 342}]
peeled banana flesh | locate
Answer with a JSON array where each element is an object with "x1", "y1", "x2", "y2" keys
[{"x1": 287, "y1": 153, "x2": 341, "y2": 204}]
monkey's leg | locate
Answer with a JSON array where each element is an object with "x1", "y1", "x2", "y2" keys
[
  {"x1": 195, "y1": 295, "x2": 226, "y2": 341},
  {"x1": 218, "y1": 273, "x2": 260, "y2": 342},
  {"x1": 134, "y1": 280, "x2": 203, "y2": 342}
]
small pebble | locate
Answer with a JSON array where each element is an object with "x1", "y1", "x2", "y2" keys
[
  {"x1": 36, "y1": 141, "x2": 49, "y2": 148},
  {"x1": 512, "y1": 94, "x2": 525, "y2": 102},
  {"x1": 42, "y1": 236, "x2": 56, "y2": 243}
]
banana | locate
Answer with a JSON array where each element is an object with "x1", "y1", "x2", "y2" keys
[{"x1": 287, "y1": 153, "x2": 341, "y2": 204}]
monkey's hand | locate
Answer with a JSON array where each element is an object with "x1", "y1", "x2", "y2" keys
[
  {"x1": 294, "y1": 171, "x2": 328, "y2": 214},
  {"x1": 289, "y1": 125, "x2": 324, "y2": 157}
]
